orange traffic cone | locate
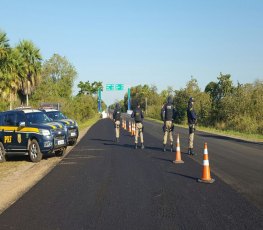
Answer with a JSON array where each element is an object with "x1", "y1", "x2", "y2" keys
[
  {"x1": 124, "y1": 119, "x2": 127, "y2": 130},
  {"x1": 173, "y1": 134, "x2": 184, "y2": 164},
  {"x1": 129, "y1": 121, "x2": 132, "y2": 133},
  {"x1": 198, "y1": 143, "x2": 215, "y2": 183},
  {"x1": 132, "y1": 122, "x2": 135, "y2": 136}
]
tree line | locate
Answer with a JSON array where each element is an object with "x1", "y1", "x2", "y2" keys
[
  {"x1": 0, "y1": 30, "x2": 104, "y2": 123},
  {"x1": 2, "y1": 30, "x2": 262, "y2": 134},
  {"x1": 117, "y1": 74, "x2": 263, "y2": 135}
]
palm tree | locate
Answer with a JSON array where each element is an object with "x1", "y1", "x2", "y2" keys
[
  {"x1": 5, "y1": 48, "x2": 26, "y2": 109},
  {"x1": 0, "y1": 31, "x2": 11, "y2": 103},
  {"x1": 0, "y1": 31, "x2": 10, "y2": 59},
  {"x1": 16, "y1": 40, "x2": 42, "y2": 106}
]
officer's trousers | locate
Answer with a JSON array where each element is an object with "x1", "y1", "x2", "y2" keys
[
  {"x1": 135, "y1": 122, "x2": 144, "y2": 144},
  {"x1": 115, "y1": 120, "x2": 120, "y2": 138},
  {"x1": 188, "y1": 124, "x2": 195, "y2": 148},
  {"x1": 163, "y1": 121, "x2": 173, "y2": 145}
]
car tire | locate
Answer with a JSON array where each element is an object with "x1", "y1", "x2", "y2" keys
[
  {"x1": 55, "y1": 147, "x2": 66, "y2": 157},
  {"x1": 28, "y1": 139, "x2": 42, "y2": 163},
  {"x1": 0, "y1": 142, "x2": 7, "y2": 163},
  {"x1": 68, "y1": 140, "x2": 77, "y2": 146}
]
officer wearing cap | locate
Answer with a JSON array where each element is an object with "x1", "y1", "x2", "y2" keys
[
  {"x1": 131, "y1": 101, "x2": 144, "y2": 149},
  {"x1": 113, "y1": 103, "x2": 121, "y2": 142},
  {"x1": 187, "y1": 97, "x2": 197, "y2": 155},
  {"x1": 161, "y1": 96, "x2": 176, "y2": 152}
]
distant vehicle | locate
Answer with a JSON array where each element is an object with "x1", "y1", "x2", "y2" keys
[
  {"x1": 100, "y1": 111, "x2": 108, "y2": 119},
  {"x1": 0, "y1": 108, "x2": 67, "y2": 163},
  {"x1": 126, "y1": 110, "x2": 133, "y2": 116},
  {"x1": 40, "y1": 108, "x2": 79, "y2": 146}
]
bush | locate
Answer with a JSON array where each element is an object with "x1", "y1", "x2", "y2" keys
[
  {"x1": 0, "y1": 102, "x2": 9, "y2": 112},
  {"x1": 257, "y1": 121, "x2": 263, "y2": 135},
  {"x1": 29, "y1": 94, "x2": 98, "y2": 124},
  {"x1": 215, "y1": 122, "x2": 226, "y2": 130},
  {"x1": 227, "y1": 116, "x2": 258, "y2": 134},
  {"x1": 147, "y1": 105, "x2": 162, "y2": 120},
  {"x1": 61, "y1": 95, "x2": 97, "y2": 123}
]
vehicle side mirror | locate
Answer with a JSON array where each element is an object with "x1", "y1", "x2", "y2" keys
[{"x1": 19, "y1": 121, "x2": 26, "y2": 127}]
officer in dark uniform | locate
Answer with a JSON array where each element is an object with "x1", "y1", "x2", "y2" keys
[
  {"x1": 187, "y1": 97, "x2": 197, "y2": 155},
  {"x1": 131, "y1": 101, "x2": 144, "y2": 149},
  {"x1": 161, "y1": 96, "x2": 176, "y2": 152},
  {"x1": 113, "y1": 103, "x2": 121, "y2": 142}
]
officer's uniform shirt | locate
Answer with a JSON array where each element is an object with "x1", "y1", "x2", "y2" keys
[
  {"x1": 187, "y1": 104, "x2": 197, "y2": 124},
  {"x1": 161, "y1": 103, "x2": 176, "y2": 122}
]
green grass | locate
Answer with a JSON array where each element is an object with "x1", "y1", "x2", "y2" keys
[
  {"x1": 146, "y1": 117, "x2": 263, "y2": 142},
  {"x1": 78, "y1": 115, "x2": 100, "y2": 130}
]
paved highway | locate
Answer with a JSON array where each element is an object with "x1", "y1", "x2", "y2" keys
[{"x1": 0, "y1": 118, "x2": 262, "y2": 230}]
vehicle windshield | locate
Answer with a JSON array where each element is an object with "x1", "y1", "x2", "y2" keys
[
  {"x1": 46, "y1": 111, "x2": 67, "y2": 120},
  {"x1": 25, "y1": 112, "x2": 53, "y2": 124}
]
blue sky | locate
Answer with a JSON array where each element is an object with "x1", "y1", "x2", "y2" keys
[{"x1": 1, "y1": 0, "x2": 263, "y2": 105}]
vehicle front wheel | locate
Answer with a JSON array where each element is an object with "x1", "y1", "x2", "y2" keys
[
  {"x1": 28, "y1": 139, "x2": 42, "y2": 163},
  {"x1": 68, "y1": 140, "x2": 77, "y2": 146},
  {"x1": 0, "y1": 142, "x2": 7, "y2": 163},
  {"x1": 55, "y1": 147, "x2": 66, "y2": 157}
]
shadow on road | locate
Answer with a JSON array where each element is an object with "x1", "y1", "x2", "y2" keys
[
  {"x1": 89, "y1": 138, "x2": 114, "y2": 142},
  {"x1": 102, "y1": 143, "x2": 135, "y2": 149},
  {"x1": 198, "y1": 133, "x2": 263, "y2": 145},
  {"x1": 167, "y1": 171, "x2": 198, "y2": 181},
  {"x1": 122, "y1": 134, "x2": 133, "y2": 137},
  {"x1": 6, "y1": 154, "x2": 56, "y2": 162},
  {"x1": 145, "y1": 146, "x2": 163, "y2": 152},
  {"x1": 152, "y1": 156, "x2": 173, "y2": 163}
]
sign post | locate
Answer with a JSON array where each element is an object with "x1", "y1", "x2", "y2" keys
[
  {"x1": 98, "y1": 88, "x2": 102, "y2": 112},
  {"x1": 128, "y1": 88, "x2": 131, "y2": 110}
]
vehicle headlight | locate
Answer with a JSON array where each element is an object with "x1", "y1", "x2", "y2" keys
[
  {"x1": 64, "y1": 125, "x2": 68, "y2": 132},
  {"x1": 39, "y1": 129, "x2": 51, "y2": 136}
]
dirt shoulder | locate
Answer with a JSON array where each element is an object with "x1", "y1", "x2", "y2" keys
[{"x1": 0, "y1": 126, "x2": 90, "y2": 214}]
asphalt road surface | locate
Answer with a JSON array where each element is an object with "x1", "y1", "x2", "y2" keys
[{"x1": 0, "y1": 118, "x2": 262, "y2": 230}]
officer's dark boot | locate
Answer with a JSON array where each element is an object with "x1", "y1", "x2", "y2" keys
[
  {"x1": 188, "y1": 148, "x2": 196, "y2": 156},
  {"x1": 170, "y1": 143, "x2": 174, "y2": 152},
  {"x1": 135, "y1": 143, "x2": 138, "y2": 149},
  {"x1": 141, "y1": 143, "x2": 144, "y2": 149},
  {"x1": 163, "y1": 144, "x2": 166, "y2": 152},
  {"x1": 191, "y1": 149, "x2": 196, "y2": 156}
]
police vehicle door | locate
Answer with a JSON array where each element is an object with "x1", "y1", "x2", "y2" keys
[{"x1": 2, "y1": 112, "x2": 26, "y2": 151}]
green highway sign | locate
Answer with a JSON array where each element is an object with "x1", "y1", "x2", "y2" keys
[
  {"x1": 106, "y1": 84, "x2": 115, "y2": 91},
  {"x1": 115, "y1": 84, "x2": 124, "y2": 91},
  {"x1": 105, "y1": 84, "x2": 124, "y2": 91}
]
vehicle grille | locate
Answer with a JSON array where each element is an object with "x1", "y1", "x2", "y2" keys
[
  {"x1": 68, "y1": 128, "x2": 77, "y2": 135},
  {"x1": 54, "y1": 135, "x2": 66, "y2": 147}
]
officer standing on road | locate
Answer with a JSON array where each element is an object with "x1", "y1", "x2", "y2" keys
[
  {"x1": 131, "y1": 101, "x2": 144, "y2": 149},
  {"x1": 187, "y1": 97, "x2": 197, "y2": 155},
  {"x1": 161, "y1": 96, "x2": 176, "y2": 152},
  {"x1": 113, "y1": 103, "x2": 121, "y2": 143}
]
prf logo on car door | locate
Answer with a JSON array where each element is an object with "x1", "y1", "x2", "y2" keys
[{"x1": 4, "y1": 136, "x2": 12, "y2": 143}]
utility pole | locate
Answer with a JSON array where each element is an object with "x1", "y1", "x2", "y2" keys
[{"x1": 145, "y1": 97, "x2": 148, "y2": 115}]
